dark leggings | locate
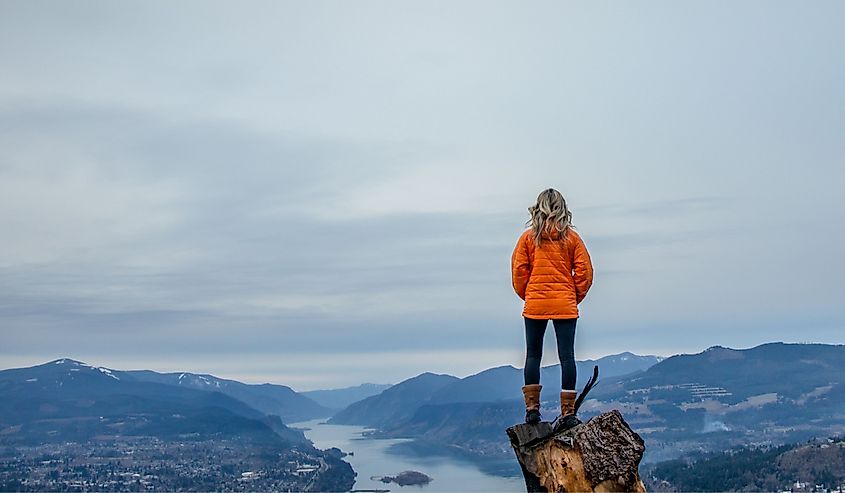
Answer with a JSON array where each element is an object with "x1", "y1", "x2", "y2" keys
[{"x1": 524, "y1": 317, "x2": 577, "y2": 390}]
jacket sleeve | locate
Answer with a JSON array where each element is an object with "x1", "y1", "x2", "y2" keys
[
  {"x1": 571, "y1": 232, "x2": 594, "y2": 304},
  {"x1": 511, "y1": 233, "x2": 531, "y2": 301}
]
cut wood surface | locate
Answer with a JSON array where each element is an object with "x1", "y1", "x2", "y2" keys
[{"x1": 506, "y1": 410, "x2": 647, "y2": 492}]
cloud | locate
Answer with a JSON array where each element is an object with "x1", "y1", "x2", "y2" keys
[{"x1": 1, "y1": 1, "x2": 844, "y2": 389}]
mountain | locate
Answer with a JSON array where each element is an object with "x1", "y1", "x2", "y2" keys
[
  {"x1": 591, "y1": 342, "x2": 844, "y2": 402},
  {"x1": 585, "y1": 342, "x2": 845, "y2": 462},
  {"x1": 381, "y1": 400, "x2": 524, "y2": 459},
  {"x1": 426, "y1": 352, "x2": 663, "y2": 405},
  {"x1": 121, "y1": 368, "x2": 332, "y2": 422},
  {"x1": 581, "y1": 351, "x2": 665, "y2": 379},
  {"x1": 328, "y1": 372, "x2": 460, "y2": 426},
  {"x1": 302, "y1": 382, "x2": 393, "y2": 410},
  {"x1": 329, "y1": 352, "x2": 661, "y2": 430},
  {"x1": 0, "y1": 358, "x2": 310, "y2": 446},
  {"x1": 358, "y1": 343, "x2": 845, "y2": 467},
  {"x1": 0, "y1": 358, "x2": 355, "y2": 492}
]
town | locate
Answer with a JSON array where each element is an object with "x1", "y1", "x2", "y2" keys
[{"x1": 0, "y1": 436, "x2": 351, "y2": 492}]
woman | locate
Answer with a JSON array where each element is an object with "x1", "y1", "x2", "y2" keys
[{"x1": 511, "y1": 188, "x2": 594, "y2": 424}]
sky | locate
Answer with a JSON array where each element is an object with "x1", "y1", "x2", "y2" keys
[{"x1": 1, "y1": 1, "x2": 843, "y2": 391}]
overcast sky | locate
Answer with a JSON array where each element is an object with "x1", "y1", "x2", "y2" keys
[{"x1": 1, "y1": 1, "x2": 843, "y2": 390}]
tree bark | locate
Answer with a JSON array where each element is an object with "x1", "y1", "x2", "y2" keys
[{"x1": 506, "y1": 410, "x2": 647, "y2": 492}]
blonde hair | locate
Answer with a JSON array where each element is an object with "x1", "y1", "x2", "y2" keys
[{"x1": 526, "y1": 188, "x2": 574, "y2": 247}]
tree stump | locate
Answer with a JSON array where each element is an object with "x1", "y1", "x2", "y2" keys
[{"x1": 505, "y1": 410, "x2": 647, "y2": 492}]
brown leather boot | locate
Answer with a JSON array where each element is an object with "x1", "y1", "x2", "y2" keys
[
  {"x1": 560, "y1": 389, "x2": 577, "y2": 417},
  {"x1": 521, "y1": 384, "x2": 542, "y2": 424},
  {"x1": 551, "y1": 389, "x2": 581, "y2": 432}
]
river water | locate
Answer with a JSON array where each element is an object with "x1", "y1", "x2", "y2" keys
[{"x1": 288, "y1": 418, "x2": 525, "y2": 492}]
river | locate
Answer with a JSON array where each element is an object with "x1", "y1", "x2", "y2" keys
[{"x1": 288, "y1": 418, "x2": 525, "y2": 492}]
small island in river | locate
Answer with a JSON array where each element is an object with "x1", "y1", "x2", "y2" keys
[{"x1": 371, "y1": 470, "x2": 433, "y2": 486}]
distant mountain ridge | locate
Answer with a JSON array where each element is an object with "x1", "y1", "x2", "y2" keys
[
  {"x1": 329, "y1": 372, "x2": 460, "y2": 426},
  {"x1": 123, "y1": 367, "x2": 332, "y2": 422},
  {"x1": 337, "y1": 343, "x2": 845, "y2": 466},
  {"x1": 0, "y1": 358, "x2": 356, "y2": 491},
  {"x1": 590, "y1": 342, "x2": 844, "y2": 403},
  {"x1": 0, "y1": 358, "x2": 310, "y2": 446},
  {"x1": 8, "y1": 343, "x2": 837, "y2": 468},
  {"x1": 428, "y1": 352, "x2": 663, "y2": 406},
  {"x1": 585, "y1": 342, "x2": 845, "y2": 461},
  {"x1": 328, "y1": 352, "x2": 662, "y2": 427},
  {"x1": 302, "y1": 382, "x2": 393, "y2": 410}
]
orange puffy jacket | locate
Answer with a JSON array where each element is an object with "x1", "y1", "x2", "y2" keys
[{"x1": 511, "y1": 227, "x2": 594, "y2": 319}]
